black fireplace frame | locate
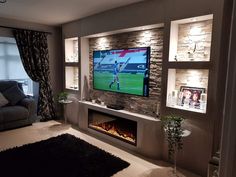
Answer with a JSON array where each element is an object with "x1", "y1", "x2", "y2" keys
[{"x1": 88, "y1": 109, "x2": 137, "y2": 146}]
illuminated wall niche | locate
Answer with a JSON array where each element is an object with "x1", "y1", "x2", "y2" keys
[
  {"x1": 65, "y1": 37, "x2": 78, "y2": 62},
  {"x1": 166, "y1": 69, "x2": 208, "y2": 113},
  {"x1": 169, "y1": 15, "x2": 213, "y2": 62},
  {"x1": 166, "y1": 14, "x2": 213, "y2": 114},
  {"x1": 64, "y1": 37, "x2": 79, "y2": 91},
  {"x1": 65, "y1": 66, "x2": 79, "y2": 90}
]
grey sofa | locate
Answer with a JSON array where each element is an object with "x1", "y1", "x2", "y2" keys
[{"x1": 0, "y1": 81, "x2": 37, "y2": 131}]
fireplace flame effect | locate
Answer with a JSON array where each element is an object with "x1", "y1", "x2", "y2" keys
[{"x1": 90, "y1": 122, "x2": 136, "y2": 144}]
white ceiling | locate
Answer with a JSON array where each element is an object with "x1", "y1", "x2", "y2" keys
[{"x1": 0, "y1": 0, "x2": 144, "y2": 26}]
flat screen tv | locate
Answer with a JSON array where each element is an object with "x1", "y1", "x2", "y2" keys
[{"x1": 93, "y1": 47, "x2": 150, "y2": 96}]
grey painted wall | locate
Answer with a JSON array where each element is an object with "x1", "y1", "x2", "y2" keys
[
  {"x1": 62, "y1": 0, "x2": 226, "y2": 176},
  {"x1": 62, "y1": 0, "x2": 219, "y2": 37},
  {"x1": 220, "y1": 0, "x2": 236, "y2": 176},
  {"x1": 0, "y1": 17, "x2": 63, "y2": 116}
]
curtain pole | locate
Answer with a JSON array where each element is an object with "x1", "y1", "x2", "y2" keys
[{"x1": 0, "y1": 25, "x2": 52, "y2": 35}]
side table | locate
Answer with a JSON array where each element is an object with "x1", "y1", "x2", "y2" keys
[{"x1": 59, "y1": 100, "x2": 73, "y2": 124}]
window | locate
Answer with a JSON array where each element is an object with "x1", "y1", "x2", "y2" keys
[{"x1": 0, "y1": 37, "x2": 33, "y2": 95}]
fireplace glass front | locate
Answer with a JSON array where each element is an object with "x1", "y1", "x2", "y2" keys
[{"x1": 88, "y1": 110, "x2": 137, "y2": 145}]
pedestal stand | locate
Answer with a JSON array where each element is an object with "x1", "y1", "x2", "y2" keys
[{"x1": 59, "y1": 100, "x2": 73, "y2": 124}]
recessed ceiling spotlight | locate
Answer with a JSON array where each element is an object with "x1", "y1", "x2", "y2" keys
[{"x1": 0, "y1": 0, "x2": 7, "y2": 3}]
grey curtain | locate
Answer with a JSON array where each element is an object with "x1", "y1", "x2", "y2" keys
[{"x1": 13, "y1": 29, "x2": 55, "y2": 120}]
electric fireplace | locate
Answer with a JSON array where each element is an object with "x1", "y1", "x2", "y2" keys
[{"x1": 88, "y1": 110, "x2": 137, "y2": 145}]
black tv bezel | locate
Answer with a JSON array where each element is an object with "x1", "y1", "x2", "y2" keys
[{"x1": 92, "y1": 47, "x2": 151, "y2": 97}]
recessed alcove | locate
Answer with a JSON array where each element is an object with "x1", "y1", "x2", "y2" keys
[
  {"x1": 80, "y1": 24, "x2": 164, "y2": 117},
  {"x1": 166, "y1": 69, "x2": 209, "y2": 113},
  {"x1": 65, "y1": 66, "x2": 79, "y2": 90},
  {"x1": 169, "y1": 14, "x2": 213, "y2": 62},
  {"x1": 65, "y1": 37, "x2": 78, "y2": 63}
]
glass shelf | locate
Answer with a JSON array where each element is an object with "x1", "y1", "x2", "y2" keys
[
  {"x1": 65, "y1": 66, "x2": 79, "y2": 91},
  {"x1": 169, "y1": 14, "x2": 213, "y2": 62},
  {"x1": 166, "y1": 69, "x2": 209, "y2": 114},
  {"x1": 65, "y1": 37, "x2": 78, "y2": 63}
]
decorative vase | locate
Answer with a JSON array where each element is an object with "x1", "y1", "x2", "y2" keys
[{"x1": 82, "y1": 75, "x2": 90, "y2": 101}]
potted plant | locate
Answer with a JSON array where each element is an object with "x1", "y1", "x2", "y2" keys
[
  {"x1": 161, "y1": 114, "x2": 184, "y2": 175},
  {"x1": 57, "y1": 92, "x2": 69, "y2": 102}
]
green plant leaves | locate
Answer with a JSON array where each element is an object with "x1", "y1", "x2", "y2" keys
[
  {"x1": 161, "y1": 114, "x2": 184, "y2": 160},
  {"x1": 57, "y1": 92, "x2": 69, "y2": 101}
]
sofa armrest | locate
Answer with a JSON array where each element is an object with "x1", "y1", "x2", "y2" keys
[{"x1": 19, "y1": 98, "x2": 37, "y2": 117}]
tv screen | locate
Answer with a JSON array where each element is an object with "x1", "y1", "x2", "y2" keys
[{"x1": 93, "y1": 47, "x2": 150, "y2": 96}]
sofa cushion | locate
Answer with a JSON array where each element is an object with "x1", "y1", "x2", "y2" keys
[
  {"x1": 3, "y1": 85, "x2": 26, "y2": 105},
  {"x1": 0, "y1": 81, "x2": 19, "y2": 92},
  {"x1": 0, "y1": 106, "x2": 29, "y2": 122},
  {"x1": 0, "y1": 92, "x2": 9, "y2": 107}
]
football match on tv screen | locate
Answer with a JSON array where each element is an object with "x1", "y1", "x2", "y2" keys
[{"x1": 93, "y1": 47, "x2": 150, "y2": 96}]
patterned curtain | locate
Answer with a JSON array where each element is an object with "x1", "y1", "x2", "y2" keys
[{"x1": 13, "y1": 29, "x2": 55, "y2": 121}]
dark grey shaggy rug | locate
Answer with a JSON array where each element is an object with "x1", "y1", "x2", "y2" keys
[{"x1": 0, "y1": 133, "x2": 130, "y2": 177}]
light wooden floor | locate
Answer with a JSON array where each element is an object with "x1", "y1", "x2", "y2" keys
[{"x1": 0, "y1": 121, "x2": 201, "y2": 177}]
